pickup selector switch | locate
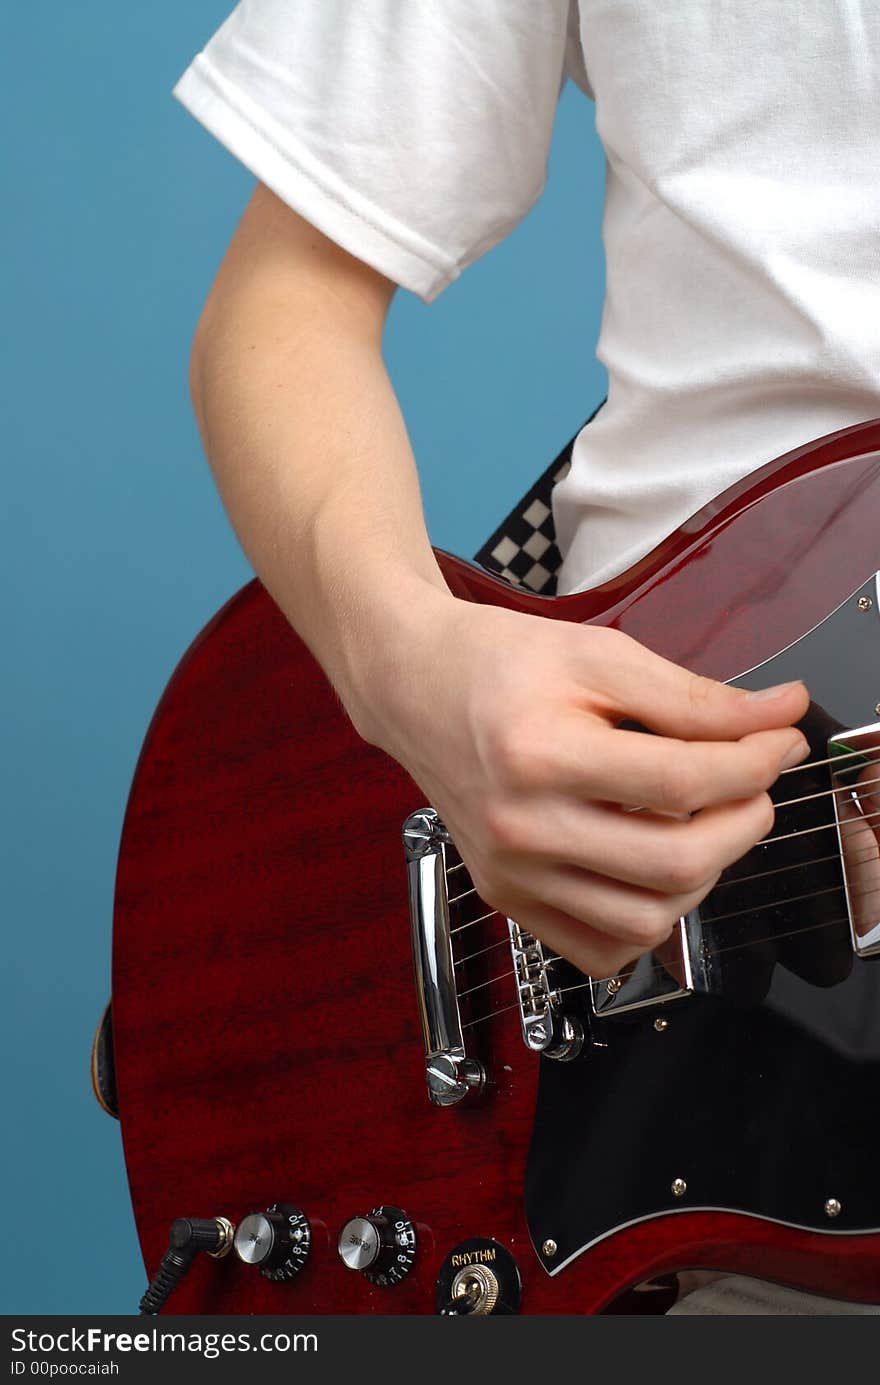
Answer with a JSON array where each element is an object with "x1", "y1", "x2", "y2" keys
[
  {"x1": 233, "y1": 1203, "x2": 311, "y2": 1282},
  {"x1": 337, "y1": 1205, "x2": 416, "y2": 1287}
]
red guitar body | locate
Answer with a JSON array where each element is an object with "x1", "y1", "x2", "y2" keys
[{"x1": 112, "y1": 419, "x2": 880, "y2": 1313}]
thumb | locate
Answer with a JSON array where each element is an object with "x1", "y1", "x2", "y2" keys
[{"x1": 592, "y1": 633, "x2": 810, "y2": 741}]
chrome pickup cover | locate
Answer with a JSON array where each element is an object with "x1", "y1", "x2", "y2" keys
[
  {"x1": 829, "y1": 721, "x2": 880, "y2": 957},
  {"x1": 589, "y1": 914, "x2": 707, "y2": 1018}
]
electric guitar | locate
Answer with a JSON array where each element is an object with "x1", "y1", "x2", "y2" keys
[{"x1": 110, "y1": 417, "x2": 880, "y2": 1314}]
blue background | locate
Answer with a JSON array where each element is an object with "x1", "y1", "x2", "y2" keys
[{"x1": 2, "y1": 3, "x2": 606, "y2": 1313}]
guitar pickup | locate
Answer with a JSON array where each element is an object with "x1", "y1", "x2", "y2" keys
[
  {"x1": 829, "y1": 722, "x2": 880, "y2": 958},
  {"x1": 589, "y1": 913, "x2": 706, "y2": 1018}
]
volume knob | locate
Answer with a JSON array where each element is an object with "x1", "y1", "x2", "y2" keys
[
  {"x1": 337, "y1": 1205, "x2": 416, "y2": 1287},
  {"x1": 233, "y1": 1203, "x2": 311, "y2": 1282}
]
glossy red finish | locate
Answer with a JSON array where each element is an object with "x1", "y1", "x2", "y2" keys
[{"x1": 112, "y1": 419, "x2": 880, "y2": 1314}]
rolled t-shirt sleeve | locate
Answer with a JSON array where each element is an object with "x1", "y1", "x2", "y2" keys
[{"x1": 172, "y1": 0, "x2": 575, "y2": 302}]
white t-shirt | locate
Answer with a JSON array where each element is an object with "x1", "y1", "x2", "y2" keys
[
  {"x1": 173, "y1": 0, "x2": 880, "y2": 598},
  {"x1": 172, "y1": 1, "x2": 880, "y2": 1314}
]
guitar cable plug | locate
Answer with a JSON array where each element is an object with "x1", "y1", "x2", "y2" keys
[{"x1": 139, "y1": 1216, "x2": 235, "y2": 1315}]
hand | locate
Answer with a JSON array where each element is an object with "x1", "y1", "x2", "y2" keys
[{"x1": 359, "y1": 595, "x2": 811, "y2": 978}]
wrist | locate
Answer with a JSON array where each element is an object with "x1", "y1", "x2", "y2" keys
[{"x1": 332, "y1": 570, "x2": 459, "y2": 750}]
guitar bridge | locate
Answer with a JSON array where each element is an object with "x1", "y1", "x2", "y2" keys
[{"x1": 507, "y1": 920, "x2": 584, "y2": 1058}]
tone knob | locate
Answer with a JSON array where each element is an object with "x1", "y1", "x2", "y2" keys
[
  {"x1": 233, "y1": 1202, "x2": 311, "y2": 1282},
  {"x1": 337, "y1": 1205, "x2": 416, "y2": 1287}
]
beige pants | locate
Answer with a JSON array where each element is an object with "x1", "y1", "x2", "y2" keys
[{"x1": 668, "y1": 1274, "x2": 880, "y2": 1315}]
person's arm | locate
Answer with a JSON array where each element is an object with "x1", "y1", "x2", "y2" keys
[
  {"x1": 189, "y1": 181, "x2": 448, "y2": 710},
  {"x1": 189, "y1": 182, "x2": 810, "y2": 979}
]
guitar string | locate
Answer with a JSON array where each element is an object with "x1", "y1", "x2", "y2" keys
[
  {"x1": 573, "y1": 857, "x2": 880, "y2": 988},
  {"x1": 454, "y1": 871, "x2": 879, "y2": 1002},
  {"x1": 769, "y1": 767, "x2": 880, "y2": 811},
  {"x1": 454, "y1": 936, "x2": 511, "y2": 968},
  {"x1": 548, "y1": 913, "x2": 865, "y2": 1004},
  {"x1": 447, "y1": 749, "x2": 879, "y2": 984},
  {"x1": 445, "y1": 745, "x2": 880, "y2": 902},
  {"x1": 450, "y1": 907, "x2": 498, "y2": 936},
  {"x1": 721, "y1": 800, "x2": 879, "y2": 846},
  {"x1": 445, "y1": 747, "x2": 879, "y2": 1004},
  {"x1": 451, "y1": 836, "x2": 879, "y2": 949},
  {"x1": 446, "y1": 753, "x2": 880, "y2": 891},
  {"x1": 706, "y1": 848, "x2": 843, "y2": 891},
  {"x1": 453, "y1": 741, "x2": 880, "y2": 862},
  {"x1": 452, "y1": 828, "x2": 880, "y2": 997},
  {"x1": 455, "y1": 870, "x2": 880, "y2": 1003},
  {"x1": 447, "y1": 799, "x2": 880, "y2": 920},
  {"x1": 615, "y1": 763, "x2": 880, "y2": 819},
  {"x1": 451, "y1": 841, "x2": 880, "y2": 996},
  {"x1": 778, "y1": 745, "x2": 876, "y2": 775},
  {"x1": 452, "y1": 839, "x2": 880, "y2": 970},
  {"x1": 461, "y1": 913, "x2": 860, "y2": 1032}
]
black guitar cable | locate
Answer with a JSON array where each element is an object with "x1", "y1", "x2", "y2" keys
[{"x1": 139, "y1": 1216, "x2": 235, "y2": 1315}]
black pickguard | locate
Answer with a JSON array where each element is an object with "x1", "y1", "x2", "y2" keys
[{"x1": 526, "y1": 575, "x2": 880, "y2": 1270}]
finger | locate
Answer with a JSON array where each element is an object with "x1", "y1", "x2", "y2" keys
[
  {"x1": 506, "y1": 859, "x2": 713, "y2": 952},
  {"x1": 537, "y1": 713, "x2": 808, "y2": 813},
  {"x1": 506, "y1": 899, "x2": 646, "y2": 980},
  {"x1": 579, "y1": 628, "x2": 810, "y2": 740},
  {"x1": 496, "y1": 853, "x2": 709, "y2": 952},
  {"x1": 497, "y1": 793, "x2": 774, "y2": 894}
]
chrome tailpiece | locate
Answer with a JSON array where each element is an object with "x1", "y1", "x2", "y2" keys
[{"x1": 403, "y1": 809, "x2": 485, "y2": 1107}]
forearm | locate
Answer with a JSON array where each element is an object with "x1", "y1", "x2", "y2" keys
[{"x1": 189, "y1": 236, "x2": 450, "y2": 736}]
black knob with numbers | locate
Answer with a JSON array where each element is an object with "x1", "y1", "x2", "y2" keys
[
  {"x1": 233, "y1": 1202, "x2": 311, "y2": 1282},
  {"x1": 337, "y1": 1205, "x2": 417, "y2": 1287}
]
